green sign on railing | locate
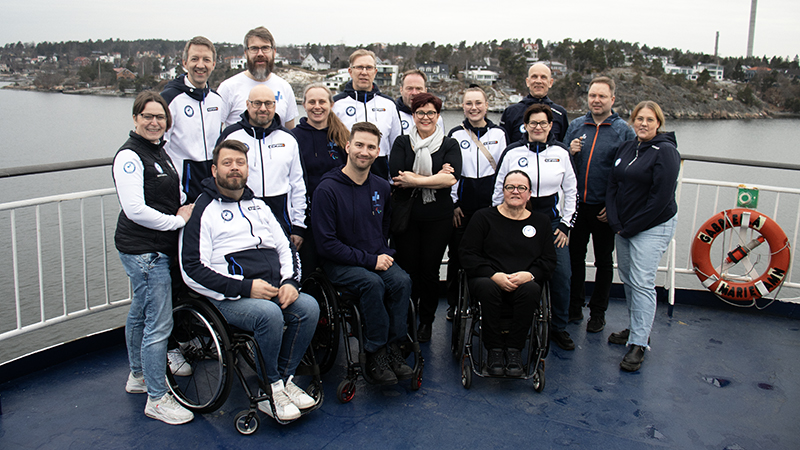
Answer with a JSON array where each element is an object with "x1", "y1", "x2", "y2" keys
[{"x1": 737, "y1": 185, "x2": 759, "y2": 208}]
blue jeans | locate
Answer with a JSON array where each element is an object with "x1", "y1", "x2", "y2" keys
[
  {"x1": 213, "y1": 293, "x2": 319, "y2": 384},
  {"x1": 323, "y1": 261, "x2": 412, "y2": 353},
  {"x1": 119, "y1": 252, "x2": 174, "y2": 399},
  {"x1": 615, "y1": 216, "x2": 677, "y2": 348},
  {"x1": 550, "y1": 220, "x2": 571, "y2": 332}
]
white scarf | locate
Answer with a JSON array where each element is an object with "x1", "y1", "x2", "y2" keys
[{"x1": 409, "y1": 125, "x2": 444, "y2": 204}]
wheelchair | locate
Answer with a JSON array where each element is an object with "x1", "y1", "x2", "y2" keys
[
  {"x1": 301, "y1": 269, "x2": 424, "y2": 403},
  {"x1": 166, "y1": 294, "x2": 323, "y2": 435},
  {"x1": 451, "y1": 270, "x2": 549, "y2": 392}
]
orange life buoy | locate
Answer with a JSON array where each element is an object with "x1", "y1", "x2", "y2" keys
[{"x1": 691, "y1": 208, "x2": 791, "y2": 304}]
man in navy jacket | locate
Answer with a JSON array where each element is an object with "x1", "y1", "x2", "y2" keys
[
  {"x1": 312, "y1": 122, "x2": 413, "y2": 386},
  {"x1": 500, "y1": 63, "x2": 568, "y2": 144}
]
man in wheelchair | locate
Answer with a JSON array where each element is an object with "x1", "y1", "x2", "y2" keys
[
  {"x1": 459, "y1": 170, "x2": 557, "y2": 376},
  {"x1": 179, "y1": 139, "x2": 319, "y2": 422},
  {"x1": 312, "y1": 122, "x2": 414, "y2": 386}
]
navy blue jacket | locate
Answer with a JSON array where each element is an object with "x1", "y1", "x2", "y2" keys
[
  {"x1": 606, "y1": 132, "x2": 680, "y2": 238},
  {"x1": 312, "y1": 168, "x2": 393, "y2": 270},
  {"x1": 290, "y1": 117, "x2": 346, "y2": 201},
  {"x1": 499, "y1": 95, "x2": 568, "y2": 144}
]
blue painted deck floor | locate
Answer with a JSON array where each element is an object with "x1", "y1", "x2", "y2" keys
[{"x1": 1, "y1": 297, "x2": 799, "y2": 450}]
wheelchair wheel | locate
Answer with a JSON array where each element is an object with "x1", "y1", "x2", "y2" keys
[
  {"x1": 302, "y1": 271, "x2": 340, "y2": 375},
  {"x1": 337, "y1": 379, "x2": 356, "y2": 403},
  {"x1": 451, "y1": 270, "x2": 469, "y2": 360},
  {"x1": 532, "y1": 367, "x2": 545, "y2": 393},
  {"x1": 168, "y1": 298, "x2": 234, "y2": 413},
  {"x1": 461, "y1": 354, "x2": 472, "y2": 389},
  {"x1": 536, "y1": 285, "x2": 551, "y2": 359},
  {"x1": 234, "y1": 410, "x2": 260, "y2": 435}
]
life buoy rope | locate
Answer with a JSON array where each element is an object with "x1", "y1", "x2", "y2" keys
[{"x1": 691, "y1": 208, "x2": 791, "y2": 304}]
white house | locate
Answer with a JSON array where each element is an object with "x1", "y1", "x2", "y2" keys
[
  {"x1": 462, "y1": 69, "x2": 499, "y2": 84},
  {"x1": 323, "y1": 68, "x2": 351, "y2": 91},
  {"x1": 301, "y1": 54, "x2": 331, "y2": 71}
]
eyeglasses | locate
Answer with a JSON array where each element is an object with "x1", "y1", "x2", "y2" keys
[
  {"x1": 526, "y1": 120, "x2": 550, "y2": 129},
  {"x1": 247, "y1": 45, "x2": 273, "y2": 54},
  {"x1": 139, "y1": 113, "x2": 166, "y2": 122},
  {"x1": 350, "y1": 65, "x2": 376, "y2": 72},
  {"x1": 503, "y1": 184, "x2": 529, "y2": 192},
  {"x1": 248, "y1": 100, "x2": 275, "y2": 109},
  {"x1": 414, "y1": 110, "x2": 438, "y2": 119}
]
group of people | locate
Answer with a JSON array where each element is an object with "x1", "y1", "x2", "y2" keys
[{"x1": 112, "y1": 25, "x2": 681, "y2": 426}]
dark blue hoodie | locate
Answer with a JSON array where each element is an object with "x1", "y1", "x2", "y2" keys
[
  {"x1": 311, "y1": 168, "x2": 393, "y2": 269},
  {"x1": 606, "y1": 132, "x2": 680, "y2": 238},
  {"x1": 290, "y1": 117, "x2": 346, "y2": 200}
]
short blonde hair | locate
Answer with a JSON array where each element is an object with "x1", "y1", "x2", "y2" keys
[{"x1": 349, "y1": 49, "x2": 376, "y2": 66}]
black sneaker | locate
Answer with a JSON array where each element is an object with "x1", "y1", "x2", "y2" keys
[
  {"x1": 417, "y1": 323, "x2": 432, "y2": 343},
  {"x1": 505, "y1": 348, "x2": 524, "y2": 377},
  {"x1": 620, "y1": 345, "x2": 646, "y2": 371},
  {"x1": 487, "y1": 348, "x2": 504, "y2": 376},
  {"x1": 568, "y1": 309, "x2": 584, "y2": 323},
  {"x1": 551, "y1": 330, "x2": 575, "y2": 351},
  {"x1": 388, "y1": 343, "x2": 413, "y2": 380},
  {"x1": 586, "y1": 316, "x2": 605, "y2": 333},
  {"x1": 608, "y1": 329, "x2": 649, "y2": 345},
  {"x1": 366, "y1": 348, "x2": 398, "y2": 385}
]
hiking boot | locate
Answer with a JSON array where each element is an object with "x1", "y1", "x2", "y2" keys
[
  {"x1": 505, "y1": 348, "x2": 524, "y2": 377},
  {"x1": 144, "y1": 393, "x2": 194, "y2": 425},
  {"x1": 388, "y1": 343, "x2": 414, "y2": 380},
  {"x1": 551, "y1": 330, "x2": 575, "y2": 351},
  {"x1": 620, "y1": 345, "x2": 646, "y2": 372},
  {"x1": 168, "y1": 348, "x2": 192, "y2": 376},
  {"x1": 487, "y1": 348, "x2": 504, "y2": 376},
  {"x1": 608, "y1": 329, "x2": 630, "y2": 345},
  {"x1": 258, "y1": 380, "x2": 301, "y2": 421},
  {"x1": 417, "y1": 323, "x2": 432, "y2": 343},
  {"x1": 366, "y1": 348, "x2": 398, "y2": 385},
  {"x1": 284, "y1": 375, "x2": 315, "y2": 410},
  {"x1": 125, "y1": 372, "x2": 147, "y2": 394},
  {"x1": 586, "y1": 316, "x2": 605, "y2": 333}
]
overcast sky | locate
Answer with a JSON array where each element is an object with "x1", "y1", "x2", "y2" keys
[{"x1": 2, "y1": 1, "x2": 797, "y2": 59}]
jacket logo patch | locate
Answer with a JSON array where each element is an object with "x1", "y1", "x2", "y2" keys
[
  {"x1": 346, "y1": 106, "x2": 356, "y2": 116},
  {"x1": 460, "y1": 140, "x2": 470, "y2": 149},
  {"x1": 154, "y1": 162, "x2": 164, "y2": 174},
  {"x1": 518, "y1": 157, "x2": 529, "y2": 167},
  {"x1": 268, "y1": 143, "x2": 285, "y2": 148},
  {"x1": 372, "y1": 191, "x2": 382, "y2": 214},
  {"x1": 544, "y1": 158, "x2": 560, "y2": 162},
  {"x1": 371, "y1": 108, "x2": 386, "y2": 112},
  {"x1": 519, "y1": 123, "x2": 525, "y2": 133},
  {"x1": 221, "y1": 210, "x2": 234, "y2": 221},
  {"x1": 123, "y1": 162, "x2": 136, "y2": 173},
  {"x1": 243, "y1": 143, "x2": 250, "y2": 150},
  {"x1": 247, "y1": 205, "x2": 261, "y2": 211},
  {"x1": 274, "y1": 91, "x2": 284, "y2": 102},
  {"x1": 207, "y1": 106, "x2": 218, "y2": 112},
  {"x1": 615, "y1": 158, "x2": 622, "y2": 166},
  {"x1": 484, "y1": 140, "x2": 498, "y2": 145},
  {"x1": 401, "y1": 119, "x2": 410, "y2": 130},
  {"x1": 522, "y1": 225, "x2": 536, "y2": 238},
  {"x1": 184, "y1": 105, "x2": 194, "y2": 117}
]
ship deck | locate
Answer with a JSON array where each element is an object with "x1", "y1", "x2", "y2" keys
[{"x1": 1, "y1": 295, "x2": 799, "y2": 450}]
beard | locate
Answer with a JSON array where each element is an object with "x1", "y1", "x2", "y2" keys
[
  {"x1": 216, "y1": 172, "x2": 247, "y2": 191},
  {"x1": 247, "y1": 56, "x2": 274, "y2": 81}
]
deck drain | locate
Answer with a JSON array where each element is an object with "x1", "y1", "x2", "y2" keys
[{"x1": 702, "y1": 376, "x2": 731, "y2": 388}]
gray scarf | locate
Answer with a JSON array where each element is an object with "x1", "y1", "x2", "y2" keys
[{"x1": 409, "y1": 125, "x2": 444, "y2": 204}]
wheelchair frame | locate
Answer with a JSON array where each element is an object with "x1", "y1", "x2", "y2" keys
[
  {"x1": 167, "y1": 295, "x2": 323, "y2": 435},
  {"x1": 451, "y1": 270, "x2": 549, "y2": 391},
  {"x1": 301, "y1": 269, "x2": 424, "y2": 403}
]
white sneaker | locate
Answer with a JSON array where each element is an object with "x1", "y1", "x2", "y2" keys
[
  {"x1": 145, "y1": 393, "x2": 194, "y2": 425},
  {"x1": 168, "y1": 349, "x2": 193, "y2": 376},
  {"x1": 284, "y1": 376, "x2": 315, "y2": 410},
  {"x1": 125, "y1": 372, "x2": 147, "y2": 394},
  {"x1": 258, "y1": 380, "x2": 301, "y2": 421}
]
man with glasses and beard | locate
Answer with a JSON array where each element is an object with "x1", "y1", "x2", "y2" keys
[
  {"x1": 217, "y1": 85, "x2": 306, "y2": 250},
  {"x1": 218, "y1": 26, "x2": 299, "y2": 129}
]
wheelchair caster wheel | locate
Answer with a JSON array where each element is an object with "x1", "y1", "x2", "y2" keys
[
  {"x1": 410, "y1": 366, "x2": 422, "y2": 391},
  {"x1": 337, "y1": 379, "x2": 356, "y2": 403},
  {"x1": 533, "y1": 368, "x2": 545, "y2": 393},
  {"x1": 461, "y1": 355, "x2": 472, "y2": 389},
  {"x1": 234, "y1": 410, "x2": 260, "y2": 435}
]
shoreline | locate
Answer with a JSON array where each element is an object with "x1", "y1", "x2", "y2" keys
[{"x1": 2, "y1": 81, "x2": 792, "y2": 120}]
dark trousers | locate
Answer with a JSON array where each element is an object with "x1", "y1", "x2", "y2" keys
[
  {"x1": 393, "y1": 216, "x2": 452, "y2": 326},
  {"x1": 446, "y1": 212, "x2": 473, "y2": 308},
  {"x1": 469, "y1": 277, "x2": 541, "y2": 350},
  {"x1": 569, "y1": 202, "x2": 615, "y2": 317}
]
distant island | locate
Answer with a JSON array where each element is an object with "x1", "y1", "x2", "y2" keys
[{"x1": 2, "y1": 37, "x2": 798, "y2": 119}]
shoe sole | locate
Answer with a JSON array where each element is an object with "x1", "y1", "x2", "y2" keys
[
  {"x1": 144, "y1": 409, "x2": 193, "y2": 425},
  {"x1": 587, "y1": 323, "x2": 605, "y2": 333},
  {"x1": 620, "y1": 360, "x2": 643, "y2": 372},
  {"x1": 258, "y1": 403, "x2": 301, "y2": 421},
  {"x1": 551, "y1": 338, "x2": 575, "y2": 351},
  {"x1": 126, "y1": 387, "x2": 147, "y2": 394}
]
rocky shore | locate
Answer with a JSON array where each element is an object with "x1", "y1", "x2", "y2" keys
[{"x1": 1, "y1": 67, "x2": 780, "y2": 119}]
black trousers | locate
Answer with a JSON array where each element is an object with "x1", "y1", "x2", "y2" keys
[
  {"x1": 469, "y1": 277, "x2": 542, "y2": 350},
  {"x1": 393, "y1": 216, "x2": 452, "y2": 326},
  {"x1": 568, "y1": 202, "x2": 615, "y2": 317}
]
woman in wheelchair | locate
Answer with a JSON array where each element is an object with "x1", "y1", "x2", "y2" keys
[{"x1": 459, "y1": 170, "x2": 556, "y2": 376}]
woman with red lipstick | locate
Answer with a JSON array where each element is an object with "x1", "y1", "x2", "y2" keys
[
  {"x1": 291, "y1": 83, "x2": 349, "y2": 277},
  {"x1": 605, "y1": 101, "x2": 679, "y2": 372}
]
